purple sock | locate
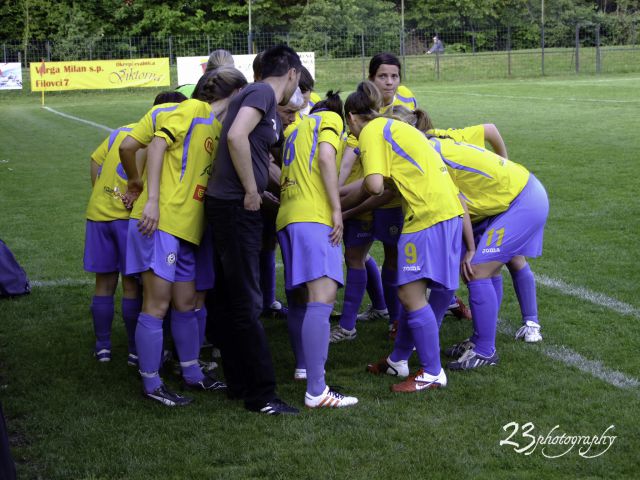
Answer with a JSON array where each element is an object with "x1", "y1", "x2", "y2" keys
[
  {"x1": 468, "y1": 279, "x2": 498, "y2": 357},
  {"x1": 122, "y1": 297, "x2": 141, "y2": 355},
  {"x1": 365, "y1": 257, "x2": 386, "y2": 311},
  {"x1": 91, "y1": 295, "x2": 114, "y2": 352},
  {"x1": 428, "y1": 283, "x2": 455, "y2": 329},
  {"x1": 286, "y1": 299, "x2": 306, "y2": 369},
  {"x1": 195, "y1": 307, "x2": 207, "y2": 348},
  {"x1": 136, "y1": 313, "x2": 163, "y2": 393},
  {"x1": 510, "y1": 264, "x2": 538, "y2": 324},
  {"x1": 260, "y1": 249, "x2": 276, "y2": 309},
  {"x1": 491, "y1": 275, "x2": 504, "y2": 312},
  {"x1": 340, "y1": 268, "x2": 367, "y2": 330},
  {"x1": 389, "y1": 308, "x2": 414, "y2": 363},
  {"x1": 302, "y1": 302, "x2": 332, "y2": 396},
  {"x1": 406, "y1": 305, "x2": 441, "y2": 376},
  {"x1": 382, "y1": 267, "x2": 401, "y2": 324},
  {"x1": 170, "y1": 309, "x2": 203, "y2": 384}
]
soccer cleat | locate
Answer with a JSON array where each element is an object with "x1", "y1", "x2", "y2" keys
[
  {"x1": 444, "y1": 339, "x2": 475, "y2": 358},
  {"x1": 198, "y1": 359, "x2": 219, "y2": 373},
  {"x1": 329, "y1": 325, "x2": 357, "y2": 343},
  {"x1": 366, "y1": 356, "x2": 409, "y2": 377},
  {"x1": 515, "y1": 320, "x2": 543, "y2": 343},
  {"x1": 388, "y1": 320, "x2": 398, "y2": 340},
  {"x1": 294, "y1": 368, "x2": 307, "y2": 381},
  {"x1": 262, "y1": 300, "x2": 289, "y2": 319},
  {"x1": 255, "y1": 398, "x2": 299, "y2": 415},
  {"x1": 357, "y1": 305, "x2": 390, "y2": 322},
  {"x1": 182, "y1": 372, "x2": 227, "y2": 392},
  {"x1": 447, "y1": 297, "x2": 472, "y2": 320},
  {"x1": 95, "y1": 349, "x2": 111, "y2": 363},
  {"x1": 305, "y1": 386, "x2": 358, "y2": 408},
  {"x1": 391, "y1": 368, "x2": 447, "y2": 393},
  {"x1": 127, "y1": 353, "x2": 139, "y2": 367},
  {"x1": 447, "y1": 348, "x2": 499, "y2": 371},
  {"x1": 144, "y1": 384, "x2": 193, "y2": 407}
]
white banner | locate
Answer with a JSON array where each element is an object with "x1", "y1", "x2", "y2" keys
[
  {"x1": 0, "y1": 63, "x2": 23, "y2": 90},
  {"x1": 176, "y1": 52, "x2": 315, "y2": 87}
]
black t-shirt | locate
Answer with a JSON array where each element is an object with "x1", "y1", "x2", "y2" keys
[{"x1": 207, "y1": 82, "x2": 280, "y2": 200}]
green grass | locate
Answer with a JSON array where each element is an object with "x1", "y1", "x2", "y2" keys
[{"x1": 1, "y1": 72, "x2": 639, "y2": 479}]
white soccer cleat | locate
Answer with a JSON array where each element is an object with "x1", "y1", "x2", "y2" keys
[
  {"x1": 366, "y1": 356, "x2": 409, "y2": 377},
  {"x1": 515, "y1": 320, "x2": 543, "y2": 343},
  {"x1": 329, "y1": 325, "x2": 357, "y2": 343},
  {"x1": 357, "y1": 305, "x2": 390, "y2": 322},
  {"x1": 305, "y1": 386, "x2": 358, "y2": 408}
]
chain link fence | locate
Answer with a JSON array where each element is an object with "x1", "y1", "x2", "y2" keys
[{"x1": 3, "y1": 23, "x2": 639, "y2": 86}]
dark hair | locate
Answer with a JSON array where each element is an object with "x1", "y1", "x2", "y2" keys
[
  {"x1": 205, "y1": 49, "x2": 234, "y2": 72},
  {"x1": 310, "y1": 90, "x2": 344, "y2": 121},
  {"x1": 252, "y1": 51, "x2": 265, "y2": 81},
  {"x1": 298, "y1": 66, "x2": 315, "y2": 93},
  {"x1": 368, "y1": 52, "x2": 402, "y2": 80},
  {"x1": 384, "y1": 105, "x2": 434, "y2": 132},
  {"x1": 344, "y1": 81, "x2": 383, "y2": 118},
  {"x1": 260, "y1": 45, "x2": 302, "y2": 79},
  {"x1": 153, "y1": 91, "x2": 187, "y2": 106},
  {"x1": 192, "y1": 67, "x2": 248, "y2": 103}
]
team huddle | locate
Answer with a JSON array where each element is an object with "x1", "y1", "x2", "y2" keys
[{"x1": 84, "y1": 45, "x2": 548, "y2": 414}]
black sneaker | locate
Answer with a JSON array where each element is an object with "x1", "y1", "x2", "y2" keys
[
  {"x1": 144, "y1": 385, "x2": 194, "y2": 407},
  {"x1": 182, "y1": 372, "x2": 227, "y2": 392},
  {"x1": 253, "y1": 398, "x2": 299, "y2": 415}
]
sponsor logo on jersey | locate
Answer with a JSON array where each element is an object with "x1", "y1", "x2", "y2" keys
[
  {"x1": 389, "y1": 225, "x2": 399, "y2": 236},
  {"x1": 403, "y1": 265, "x2": 421, "y2": 272},
  {"x1": 166, "y1": 252, "x2": 177, "y2": 265},
  {"x1": 204, "y1": 137, "x2": 214, "y2": 154},
  {"x1": 482, "y1": 247, "x2": 501, "y2": 254},
  {"x1": 193, "y1": 184, "x2": 206, "y2": 201}
]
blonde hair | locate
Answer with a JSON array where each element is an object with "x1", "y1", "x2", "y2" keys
[
  {"x1": 384, "y1": 105, "x2": 434, "y2": 132},
  {"x1": 205, "y1": 49, "x2": 234, "y2": 73}
]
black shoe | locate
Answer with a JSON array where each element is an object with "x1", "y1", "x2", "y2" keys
[
  {"x1": 251, "y1": 398, "x2": 299, "y2": 415},
  {"x1": 182, "y1": 372, "x2": 227, "y2": 392},
  {"x1": 144, "y1": 385, "x2": 193, "y2": 407}
]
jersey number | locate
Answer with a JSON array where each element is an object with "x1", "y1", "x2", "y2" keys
[
  {"x1": 486, "y1": 228, "x2": 505, "y2": 247},
  {"x1": 405, "y1": 242, "x2": 417, "y2": 264}
]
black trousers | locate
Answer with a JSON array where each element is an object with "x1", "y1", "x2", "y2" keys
[{"x1": 205, "y1": 196, "x2": 277, "y2": 410}]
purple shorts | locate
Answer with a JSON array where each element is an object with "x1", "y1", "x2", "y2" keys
[
  {"x1": 195, "y1": 224, "x2": 214, "y2": 291},
  {"x1": 125, "y1": 220, "x2": 196, "y2": 283},
  {"x1": 373, "y1": 207, "x2": 404, "y2": 245},
  {"x1": 343, "y1": 218, "x2": 374, "y2": 248},
  {"x1": 470, "y1": 175, "x2": 548, "y2": 264},
  {"x1": 83, "y1": 219, "x2": 129, "y2": 274},
  {"x1": 277, "y1": 222, "x2": 344, "y2": 291},
  {"x1": 397, "y1": 217, "x2": 462, "y2": 290}
]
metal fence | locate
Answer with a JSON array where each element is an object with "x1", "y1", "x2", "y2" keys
[{"x1": 3, "y1": 23, "x2": 639, "y2": 84}]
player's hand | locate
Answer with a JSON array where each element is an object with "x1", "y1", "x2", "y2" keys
[
  {"x1": 461, "y1": 249, "x2": 475, "y2": 283},
  {"x1": 329, "y1": 210, "x2": 343, "y2": 247},
  {"x1": 138, "y1": 201, "x2": 159, "y2": 237},
  {"x1": 124, "y1": 178, "x2": 144, "y2": 209},
  {"x1": 244, "y1": 191, "x2": 262, "y2": 211}
]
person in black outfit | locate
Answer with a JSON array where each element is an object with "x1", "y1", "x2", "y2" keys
[{"x1": 205, "y1": 45, "x2": 302, "y2": 415}]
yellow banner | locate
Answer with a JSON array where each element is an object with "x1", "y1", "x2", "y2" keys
[{"x1": 30, "y1": 58, "x2": 170, "y2": 92}]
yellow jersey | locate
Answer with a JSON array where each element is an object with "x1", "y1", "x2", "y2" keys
[
  {"x1": 428, "y1": 124, "x2": 485, "y2": 148},
  {"x1": 128, "y1": 102, "x2": 182, "y2": 146}
]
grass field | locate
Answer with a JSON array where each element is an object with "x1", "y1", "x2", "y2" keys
[{"x1": 1, "y1": 72, "x2": 639, "y2": 479}]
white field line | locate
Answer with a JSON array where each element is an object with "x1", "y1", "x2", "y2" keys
[
  {"x1": 498, "y1": 321, "x2": 640, "y2": 390},
  {"x1": 534, "y1": 273, "x2": 640, "y2": 319},
  {"x1": 43, "y1": 106, "x2": 114, "y2": 132},
  {"x1": 414, "y1": 90, "x2": 639, "y2": 104},
  {"x1": 31, "y1": 278, "x2": 93, "y2": 288}
]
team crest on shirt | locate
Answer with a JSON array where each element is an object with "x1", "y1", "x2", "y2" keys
[
  {"x1": 389, "y1": 226, "x2": 399, "y2": 236},
  {"x1": 204, "y1": 137, "x2": 214, "y2": 154},
  {"x1": 193, "y1": 184, "x2": 206, "y2": 201},
  {"x1": 166, "y1": 252, "x2": 177, "y2": 265}
]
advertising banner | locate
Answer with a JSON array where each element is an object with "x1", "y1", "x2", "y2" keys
[
  {"x1": 30, "y1": 58, "x2": 170, "y2": 92},
  {"x1": 0, "y1": 63, "x2": 23, "y2": 90},
  {"x1": 176, "y1": 52, "x2": 315, "y2": 87}
]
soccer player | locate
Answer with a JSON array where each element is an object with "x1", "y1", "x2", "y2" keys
[
  {"x1": 277, "y1": 91, "x2": 358, "y2": 408},
  {"x1": 343, "y1": 82, "x2": 473, "y2": 393},
  {"x1": 122, "y1": 67, "x2": 248, "y2": 407},
  {"x1": 205, "y1": 45, "x2": 301, "y2": 415},
  {"x1": 176, "y1": 49, "x2": 234, "y2": 99},
  {"x1": 390, "y1": 106, "x2": 549, "y2": 369}
]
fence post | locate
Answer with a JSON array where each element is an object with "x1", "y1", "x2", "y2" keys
[
  {"x1": 46, "y1": 41, "x2": 51, "y2": 61},
  {"x1": 324, "y1": 33, "x2": 328, "y2": 57},
  {"x1": 168, "y1": 36, "x2": 173, "y2": 65},
  {"x1": 207, "y1": 35, "x2": 211, "y2": 54},
  {"x1": 129, "y1": 37, "x2": 133, "y2": 59},
  {"x1": 3, "y1": 44, "x2": 6, "y2": 63},
  {"x1": 575, "y1": 24, "x2": 580, "y2": 73},
  {"x1": 18, "y1": 51, "x2": 22, "y2": 68},
  {"x1": 541, "y1": 22, "x2": 545, "y2": 75},
  {"x1": 595, "y1": 24, "x2": 601, "y2": 74},
  {"x1": 361, "y1": 31, "x2": 365, "y2": 81},
  {"x1": 472, "y1": 31, "x2": 476, "y2": 55},
  {"x1": 507, "y1": 26, "x2": 512, "y2": 76},
  {"x1": 435, "y1": 52, "x2": 440, "y2": 80}
]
